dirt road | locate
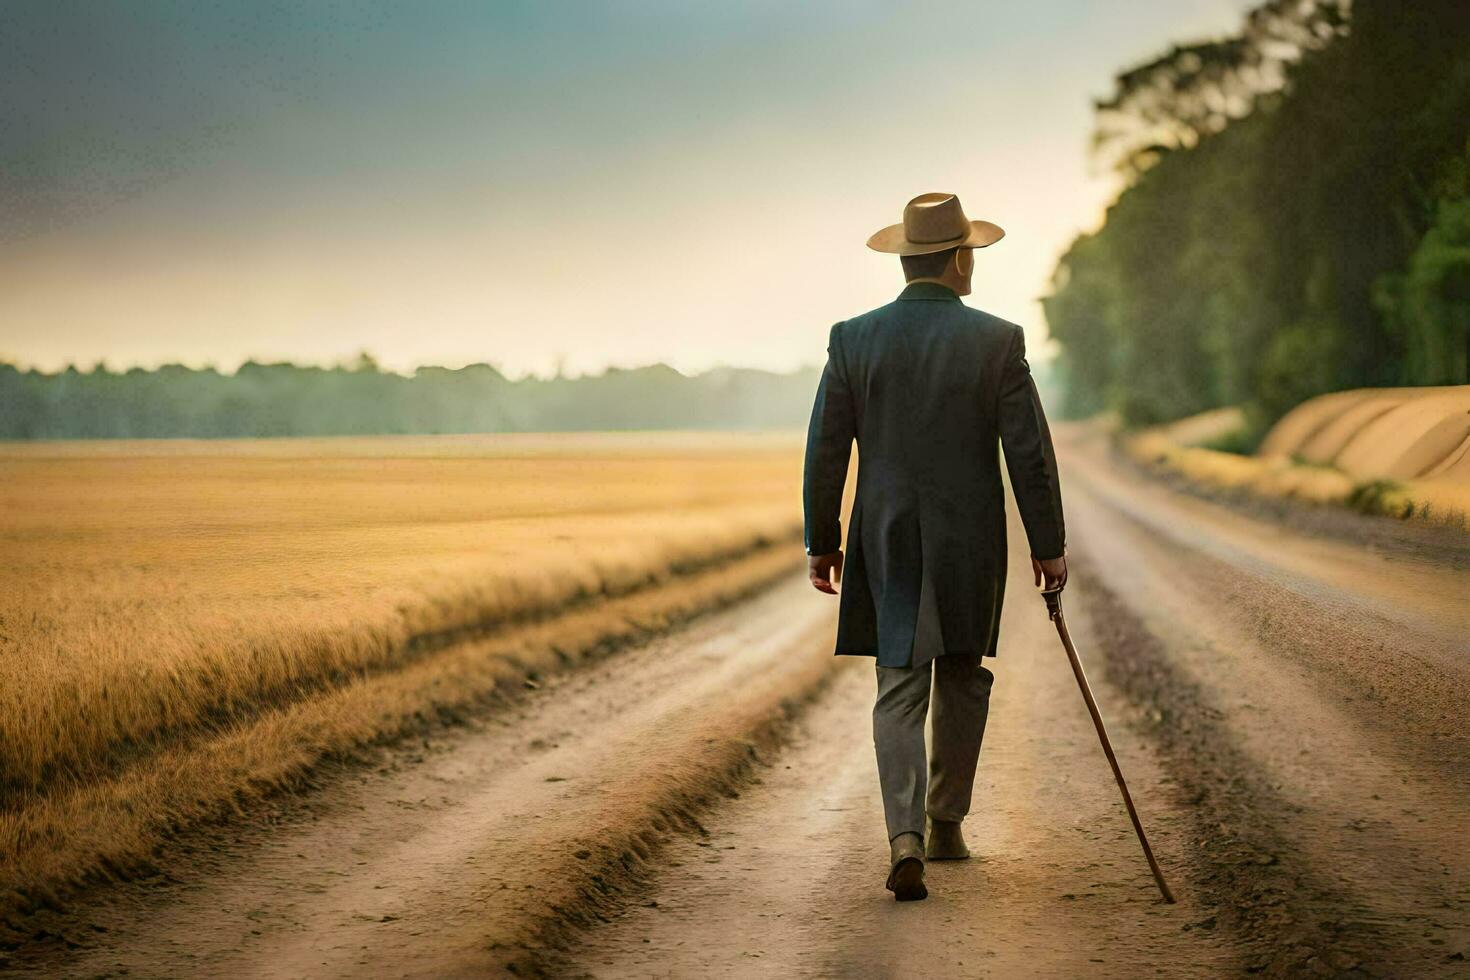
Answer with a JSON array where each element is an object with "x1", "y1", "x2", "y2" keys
[{"x1": 10, "y1": 434, "x2": 1468, "y2": 978}]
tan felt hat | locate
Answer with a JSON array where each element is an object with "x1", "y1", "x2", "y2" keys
[{"x1": 866, "y1": 192, "x2": 1005, "y2": 255}]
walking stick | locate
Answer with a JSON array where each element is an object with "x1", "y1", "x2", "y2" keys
[{"x1": 1041, "y1": 587, "x2": 1176, "y2": 904}]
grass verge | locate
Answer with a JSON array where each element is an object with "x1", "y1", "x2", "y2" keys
[
  {"x1": 1123, "y1": 431, "x2": 1468, "y2": 530},
  {"x1": 0, "y1": 534, "x2": 803, "y2": 943}
]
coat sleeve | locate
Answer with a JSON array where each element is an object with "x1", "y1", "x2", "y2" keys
[
  {"x1": 803, "y1": 322, "x2": 855, "y2": 556},
  {"x1": 998, "y1": 326, "x2": 1066, "y2": 561}
]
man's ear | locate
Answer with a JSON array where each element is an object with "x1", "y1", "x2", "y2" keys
[{"x1": 956, "y1": 248, "x2": 974, "y2": 276}]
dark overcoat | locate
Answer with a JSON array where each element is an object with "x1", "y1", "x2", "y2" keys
[{"x1": 802, "y1": 281, "x2": 1066, "y2": 668}]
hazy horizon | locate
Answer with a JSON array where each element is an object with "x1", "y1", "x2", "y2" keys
[
  {"x1": 2, "y1": 1, "x2": 1255, "y2": 378},
  {"x1": 0, "y1": 348, "x2": 825, "y2": 382}
]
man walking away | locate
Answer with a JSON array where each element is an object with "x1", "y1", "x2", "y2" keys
[{"x1": 803, "y1": 192, "x2": 1068, "y2": 902}]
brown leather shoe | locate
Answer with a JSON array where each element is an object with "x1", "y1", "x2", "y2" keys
[
  {"x1": 885, "y1": 832, "x2": 928, "y2": 901},
  {"x1": 926, "y1": 818, "x2": 970, "y2": 860}
]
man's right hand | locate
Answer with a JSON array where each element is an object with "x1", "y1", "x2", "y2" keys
[
  {"x1": 1032, "y1": 555, "x2": 1068, "y2": 591},
  {"x1": 808, "y1": 550, "x2": 843, "y2": 594}
]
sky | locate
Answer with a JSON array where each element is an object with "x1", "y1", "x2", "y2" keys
[{"x1": 0, "y1": 1, "x2": 1254, "y2": 378}]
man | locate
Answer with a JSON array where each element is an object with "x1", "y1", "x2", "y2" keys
[{"x1": 803, "y1": 192, "x2": 1067, "y2": 902}]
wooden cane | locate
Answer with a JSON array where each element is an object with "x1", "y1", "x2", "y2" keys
[{"x1": 1041, "y1": 587, "x2": 1176, "y2": 904}]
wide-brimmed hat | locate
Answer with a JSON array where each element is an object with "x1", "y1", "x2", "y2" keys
[{"x1": 867, "y1": 192, "x2": 1005, "y2": 255}]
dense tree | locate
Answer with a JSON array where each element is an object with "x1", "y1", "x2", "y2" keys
[
  {"x1": 1046, "y1": 0, "x2": 1470, "y2": 436},
  {"x1": 1374, "y1": 152, "x2": 1470, "y2": 386}
]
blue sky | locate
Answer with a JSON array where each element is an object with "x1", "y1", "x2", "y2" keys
[{"x1": 0, "y1": 1, "x2": 1254, "y2": 376}]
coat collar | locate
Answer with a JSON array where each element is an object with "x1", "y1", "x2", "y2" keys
[{"x1": 897, "y1": 281, "x2": 961, "y2": 302}]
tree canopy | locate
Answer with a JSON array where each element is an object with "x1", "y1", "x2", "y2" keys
[{"x1": 1045, "y1": 0, "x2": 1470, "y2": 437}]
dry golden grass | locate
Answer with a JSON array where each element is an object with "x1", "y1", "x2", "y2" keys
[
  {"x1": 1127, "y1": 431, "x2": 1357, "y2": 504},
  {"x1": 0, "y1": 432, "x2": 805, "y2": 918},
  {"x1": 1127, "y1": 428, "x2": 1469, "y2": 527}
]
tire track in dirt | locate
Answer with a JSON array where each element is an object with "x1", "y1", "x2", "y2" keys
[
  {"x1": 5, "y1": 574, "x2": 839, "y2": 978},
  {"x1": 555, "y1": 438, "x2": 1468, "y2": 978},
  {"x1": 1068, "y1": 558, "x2": 1387, "y2": 976},
  {"x1": 556, "y1": 535, "x2": 1237, "y2": 978},
  {"x1": 1062, "y1": 437, "x2": 1470, "y2": 976}
]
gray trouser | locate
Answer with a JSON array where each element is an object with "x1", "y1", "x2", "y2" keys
[{"x1": 873, "y1": 655, "x2": 995, "y2": 841}]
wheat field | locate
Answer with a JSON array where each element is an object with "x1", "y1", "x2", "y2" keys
[{"x1": 0, "y1": 432, "x2": 804, "y2": 919}]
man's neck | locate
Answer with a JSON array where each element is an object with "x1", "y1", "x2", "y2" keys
[{"x1": 904, "y1": 277, "x2": 966, "y2": 295}]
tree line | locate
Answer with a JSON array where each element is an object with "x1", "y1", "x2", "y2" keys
[
  {"x1": 0, "y1": 354, "x2": 821, "y2": 440},
  {"x1": 1043, "y1": 0, "x2": 1470, "y2": 441}
]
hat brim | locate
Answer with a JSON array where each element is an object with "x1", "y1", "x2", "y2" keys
[{"x1": 866, "y1": 219, "x2": 1005, "y2": 255}]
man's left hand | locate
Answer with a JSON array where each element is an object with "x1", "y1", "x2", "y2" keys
[
  {"x1": 808, "y1": 550, "x2": 843, "y2": 594},
  {"x1": 1032, "y1": 554, "x2": 1068, "y2": 591}
]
